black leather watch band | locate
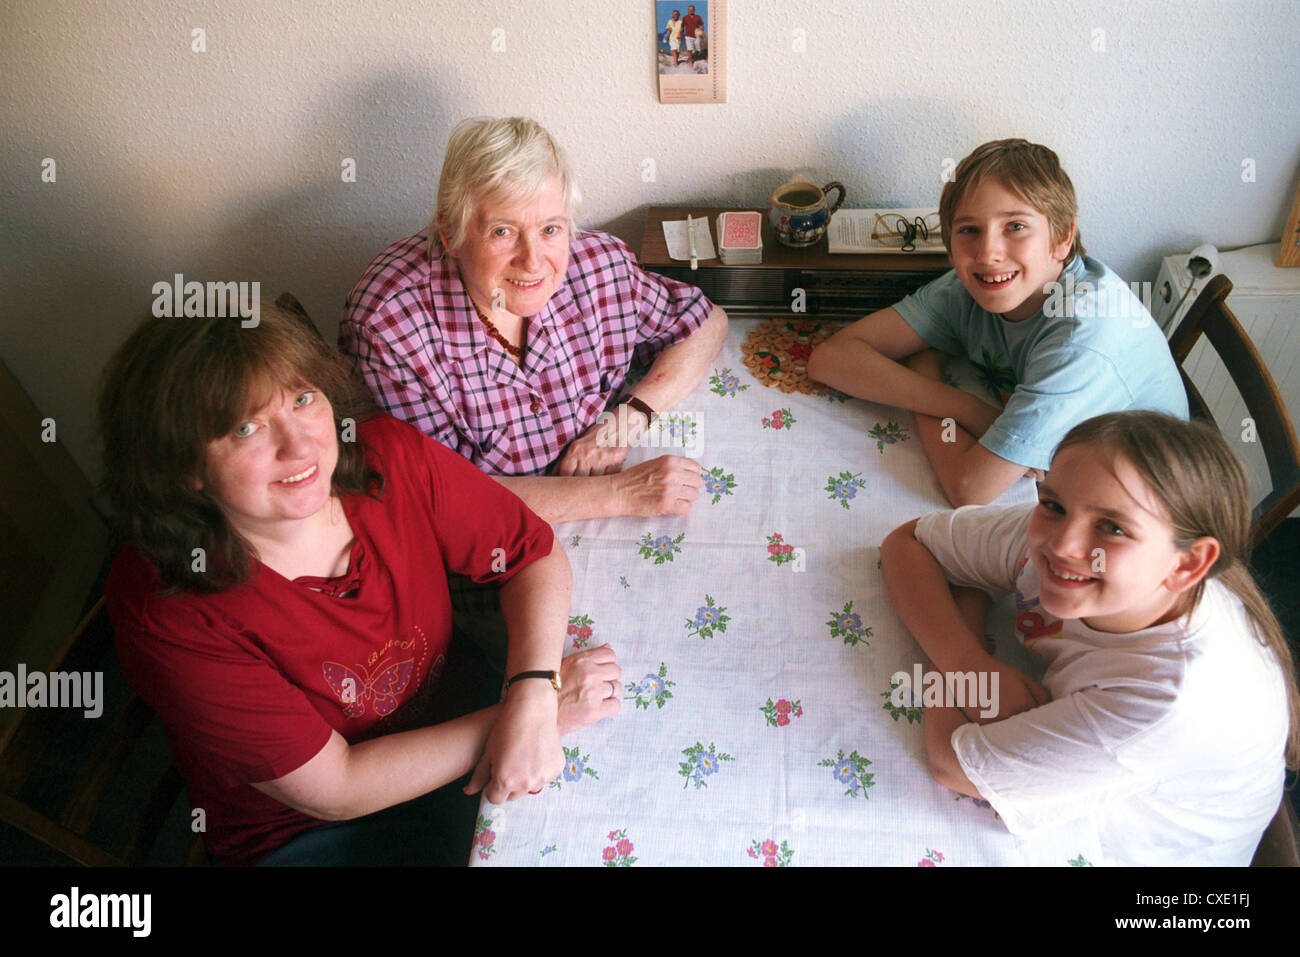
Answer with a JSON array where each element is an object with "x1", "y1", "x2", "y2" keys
[{"x1": 506, "y1": 669, "x2": 562, "y2": 692}]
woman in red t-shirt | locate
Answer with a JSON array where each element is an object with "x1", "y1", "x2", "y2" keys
[{"x1": 98, "y1": 301, "x2": 621, "y2": 864}]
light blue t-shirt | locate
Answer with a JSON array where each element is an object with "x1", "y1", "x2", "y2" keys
[{"x1": 893, "y1": 255, "x2": 1188, "y2": 471}]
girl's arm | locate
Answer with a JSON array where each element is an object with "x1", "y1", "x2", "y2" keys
[
  {"x1": 925, "y1": 705, "x2": 986, "y2": 799},
  {"x1": 881, "y1": 517, "x2": 1049, "y2": 796},
  {"x1": 880, "y1": 519, "x2": 995, "y2": 677}
]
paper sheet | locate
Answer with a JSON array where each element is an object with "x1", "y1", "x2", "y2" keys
[{"x1": 662, "y1": 217, "x2": 718, "y2": 263}]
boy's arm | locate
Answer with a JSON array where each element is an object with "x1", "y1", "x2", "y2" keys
[
  {"x1": 806, "y1": 307, "x2": 999, "y2": 435},
  {"x1": 904, "y1": 350, "x2": 1032, "y2": 507},
  {"x1": 913, "y1": 408, "x2": 1032, "y2": 506}
]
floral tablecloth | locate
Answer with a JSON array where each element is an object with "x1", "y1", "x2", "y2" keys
[{"x1": 471, "y1": 318, "x2": 1102, "y2": 868}]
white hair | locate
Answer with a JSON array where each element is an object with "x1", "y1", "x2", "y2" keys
[{"x1": 429, "y1": 116, "x2": 581, "y2": 256}]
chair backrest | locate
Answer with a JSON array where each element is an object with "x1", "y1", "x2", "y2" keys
[
  {"x1": 0, "y1": 596, "x2": 203, "y2": 865},
  {"x1": 1168, "y1": 274, "x2": 1300, "y2": 550},
  {"x1": 1252, "y1": 797, "x2": 1300, "y2": 866}
]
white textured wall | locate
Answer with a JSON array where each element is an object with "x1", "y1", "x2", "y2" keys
[{"x1": 3, "y1": 0, "x2": 1298, "y2": 479}]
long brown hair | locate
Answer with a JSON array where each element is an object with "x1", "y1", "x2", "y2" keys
[
  {"x1": 1056, "y1": 411, "x2": 1300, "y2": 768},
  {"x1": 97, "y1": 302, "x2": 380, "y2": 592}
]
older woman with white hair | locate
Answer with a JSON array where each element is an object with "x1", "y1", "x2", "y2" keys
[{"x1": 339, "y1": 116, "x2": 728, "y2": 524}]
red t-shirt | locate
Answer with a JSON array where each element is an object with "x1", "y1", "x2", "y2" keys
[
  {"x1": 682, "y1": 13, "x2": 703, "y2": 38},
  {"x1": 106, "y1": 414, "x2": 554, "y2": 864}
]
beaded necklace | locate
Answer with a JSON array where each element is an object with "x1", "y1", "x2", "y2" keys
[{"x1": 471, "y1": 302, "x2": 524, "y2": 361}]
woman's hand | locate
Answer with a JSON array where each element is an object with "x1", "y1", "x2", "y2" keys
[
  {"x1": 558, "y1": 643, "x2": 622, "y2": 735},
  {"x1": 611, "y1": 455, "x2": 702, "y2": 516},
  {"x1": 465, "y1": 680, "x2": 563, "y2": 803},
  {"x1": 554, "y1": 407, "x2": 651, "y2": 476}
]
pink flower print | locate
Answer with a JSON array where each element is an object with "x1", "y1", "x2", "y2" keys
[
  {"x1": 761, "y1": 840, "x2": 778, "y2": 857},
  {"x1": 607, "y1": 830, "x2": 620, "y2": 841},
  {"x1": 776, "y1": 713, "x2": 790, "y2": 727},
  {"x1": 767, "y1": 543, "x2": 781, "y2": 555},
  {"x1": 577, "y1": 625, "x2": 592, "y2": 641},
  {"x1": 918, "y1": 858, "x2": 935, "y2": 867},
  {"x1": 781, "y1": 544, "x2": 794, "y2": 554},
  {"x1": 763, "y1": 856, "x2": 778, "y2": 867},
  {"x1": 775, "y1": 699, "x2": 791, "y2": 714},
  {"x1": 602, "y1": 846, "x2": 617, "y2": 862},
  {"x1": 794, "y1": 705, "x2": 804, "y2": 717},
  {"x1": 566, "y1": 624, "x2": 578, "y2": 636},
  {"x1": 747, "y1": 846, "x2": 759, "y2": 859},
  {"x1": 932, "y1": 850, "x2": 944, "y2": 863},
  {"x1": 616, "y1": 839, "x2": 634, "y2": 856},
  {"x1": 479, "y1": 829, "x2": 495, "y2": 846}
]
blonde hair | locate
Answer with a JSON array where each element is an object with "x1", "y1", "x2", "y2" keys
[
  {"x1": 429, "y1": 116, "x2": 581, "y2": 257},
  {"x1": 1056, "y1": 411, "x2": 1300, "y2": 768},
  {"x1": 939, "y1": 138, "x2": 1085, "y2": 261}
]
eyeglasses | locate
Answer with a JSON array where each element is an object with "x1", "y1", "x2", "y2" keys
[{"x1": 870, "y1": 212, "x2": 942, "y2": 252}]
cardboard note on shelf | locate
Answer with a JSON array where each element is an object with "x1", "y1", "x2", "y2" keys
[{"x1": 662, "y1": 217, "x2": 717, "y2": 262}]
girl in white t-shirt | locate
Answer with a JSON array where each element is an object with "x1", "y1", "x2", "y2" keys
[{"x1": 881, "y1": 410, "x2": 1298, "y2": 865}]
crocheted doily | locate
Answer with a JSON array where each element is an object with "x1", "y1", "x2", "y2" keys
[{"x1": 740, "y1": 318, "x2": 842, "y2": 394}]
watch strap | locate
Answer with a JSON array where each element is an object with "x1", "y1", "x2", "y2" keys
[
  {"x1": 625, "y1": 395, "x2": 657, "y2": 424},
  {"x1": 506, "y1": 669, "x2": 561, "y2": 692}
]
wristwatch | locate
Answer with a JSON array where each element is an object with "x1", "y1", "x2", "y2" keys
[
  {"x1": 506, "y1": 669, "x2": 562, "y2": 692},
  {"x1": 624, "y1": 395, "x2": 657, "y2": 425}
]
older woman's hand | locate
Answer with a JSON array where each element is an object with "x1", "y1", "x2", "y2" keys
[
  {"x1": 611, "y1": 455, "x2": 702, "y2": 516},
  {"x1": 554, "y1": 406, "x2": 653, "y2": 476},
  {"x1": 557, "y1": 643, "x2": 622, "y2": 735},
  {"x1": 554, "y1": 423, "x2": 632, "y2": 476}
]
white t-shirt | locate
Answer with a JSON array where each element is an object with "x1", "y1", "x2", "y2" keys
[{"x1": 915, "y1": 504, "x2": 1288, "y2": 866}]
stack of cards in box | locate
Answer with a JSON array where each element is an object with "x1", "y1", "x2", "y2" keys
[{"x1": 716, "y1": 211, "x2": 763, "y2": 264}]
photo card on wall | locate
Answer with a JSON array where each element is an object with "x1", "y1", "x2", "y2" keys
[{"x1": 655, "y1": 0, "x2": 726, "y2": 104}]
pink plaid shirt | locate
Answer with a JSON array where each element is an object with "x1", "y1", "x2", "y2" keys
[{"x1": 339, "y1": 229, "x2": 713, "y2": 475}]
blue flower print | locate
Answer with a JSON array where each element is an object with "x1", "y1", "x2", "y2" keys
[
  {"x1": 834, "y1": 611, "x2": 862, "y2": 634},
  {"x1": 833, "y1": 758, "x2": 854, "y2": 786},
  {"x1": 693, "y1": 606, "x2": 719, "y2": 628},
  {"x1": 824, "y1": 471, "x2": 866, "y2": 509}
]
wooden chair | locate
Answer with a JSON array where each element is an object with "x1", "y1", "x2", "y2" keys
[
  {"x1": 0, "y1": 596, "x2": 206, "y2": 865},
  {"x1": 1172, "y1": 276, "x2": 1300, "y2": 866},
  {"x1": 1252, "y1": 796, "x2": 1300, "y2": 866},
  {"x1": 1168, "y1": 274, "x2": 1300, "y2": 550}
]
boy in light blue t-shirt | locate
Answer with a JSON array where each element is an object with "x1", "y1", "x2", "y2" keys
[{"x1": 807, "y1": 139, "x2": 1187, "y2": 506}]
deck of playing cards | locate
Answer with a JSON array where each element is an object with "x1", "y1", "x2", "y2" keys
[{"x1": 716, "y1": 211, "x2": 763, "y2": 264}]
